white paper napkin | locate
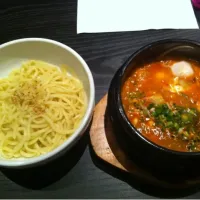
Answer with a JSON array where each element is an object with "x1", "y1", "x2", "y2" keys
[{"x1": 77, "y1": 0, "x2": 199, "y2": 33}]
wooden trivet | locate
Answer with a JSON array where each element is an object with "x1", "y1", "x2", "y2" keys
[{"x1": 90, "y1": 95, "x2": 200, "y2": 189}]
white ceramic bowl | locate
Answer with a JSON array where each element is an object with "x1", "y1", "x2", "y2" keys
[{"x1": 0, "y1": 38, "x2": 95, "y2": 168}]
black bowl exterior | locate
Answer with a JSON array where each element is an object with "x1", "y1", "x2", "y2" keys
[{"x1": 107, "y1": 39, "x2": 200, "y2": 181}]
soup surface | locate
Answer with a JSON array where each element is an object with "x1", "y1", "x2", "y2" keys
[{"x1": 121, "y1": 59, "x2": 200, "y2": 152}]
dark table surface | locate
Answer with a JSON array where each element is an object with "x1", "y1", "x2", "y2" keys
[{"x1": 1, "y1": 1, "x2": 200, "y2": 198}]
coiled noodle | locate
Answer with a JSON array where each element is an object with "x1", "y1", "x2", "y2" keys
[{"x1": 0, "y1": 60, "x2": 86, "y2": 158}]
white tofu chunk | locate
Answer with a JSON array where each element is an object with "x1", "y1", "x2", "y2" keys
[{"x1": 171, "y1": 61, "x2": 194, "y2": 77}]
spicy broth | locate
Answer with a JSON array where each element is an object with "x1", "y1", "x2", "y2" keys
[{"x1": 121, "y1": 59, "x2": 200, "y2": 152}]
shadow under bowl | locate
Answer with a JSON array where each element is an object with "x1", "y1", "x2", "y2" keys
[{"x1": 107, "y1": 39, "x2": 200, "y2": 182}]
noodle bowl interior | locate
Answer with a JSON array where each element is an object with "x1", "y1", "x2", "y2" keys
[{"x1": 0, "y1": 60, "x2": 87, "y2": 159}]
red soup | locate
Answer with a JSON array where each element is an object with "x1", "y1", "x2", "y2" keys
[{"x1": 121, "y1": 59, "x2": 200, "y2": 152}]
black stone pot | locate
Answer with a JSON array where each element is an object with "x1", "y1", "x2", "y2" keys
[{"x1": 107, "y1": 39, "x2": 200, "y2": 182}]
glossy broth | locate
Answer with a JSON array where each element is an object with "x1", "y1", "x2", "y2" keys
[{"x1": 121, "y1": 59, "x2": 200, "y2": 152}]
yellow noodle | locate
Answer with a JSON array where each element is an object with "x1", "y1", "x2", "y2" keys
[{"x1": 0, "y1": 60, "x2": 87, "y2": 158}]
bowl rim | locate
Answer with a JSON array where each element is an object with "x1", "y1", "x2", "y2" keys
[
  {"x1": 0, "y1": 38, "x2": 95, "y2": 167},
  {"x1": 117, "y1": 38, "x2": 200, "y2": 156}
]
